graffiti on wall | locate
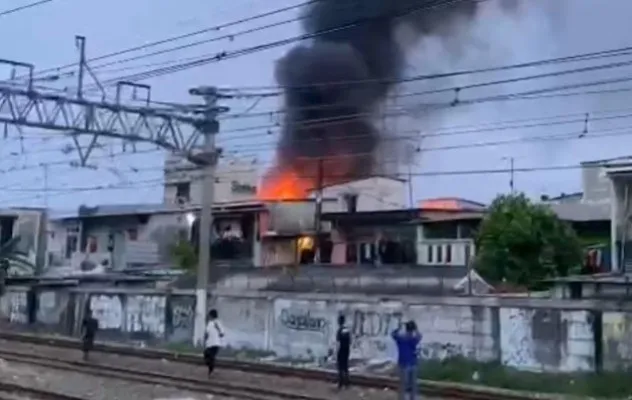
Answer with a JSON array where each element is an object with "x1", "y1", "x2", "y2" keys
[
  {"x1": 172, "y1": 298, "x2": 194, "y2": 331},
  {"x1": 8, "y1": 291, "x2": 27, "y2": 323},
  {"x1": 169, "y1": 295, "x2": 195, "y2": 343},
  {"x1": 348, "y1": 309, "x2": 403, "y2": 338},
  {"x1": 36, "y1": 291, "x2": 67, "y2": 325},
  {"x1": 126, "y1": 295, "x2": 166, "y2": 335},
  {"x1": 90, "y1": 295, "x2": 123, "y2": 330},
  {"x1": 279, "y1": 308, "x2": 328, "y2": 333}
]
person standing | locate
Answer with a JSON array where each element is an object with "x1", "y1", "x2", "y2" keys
[
  {"x1": 204, "y1": 309, "x2": 225, "y2": 377},
  {"x1": 392, "y1": 320, "x2": 422, "y2": 400},
  {"x1": 336, "y1": 315, "x2": 351, "y2": 389},
  {"x1": 81, "y1": 309, "x2": 99, "y2": 361}
]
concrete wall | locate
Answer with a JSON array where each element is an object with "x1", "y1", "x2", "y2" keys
[
  {"x1": 11, "y1": 287, "x2": 632, "y2": 373},
  {"x1": 316, "y1": 177, "x2": 407, "y2": 212},
  {"x1": 164, "y1": 154, "x2": 260, "y2": 206}
]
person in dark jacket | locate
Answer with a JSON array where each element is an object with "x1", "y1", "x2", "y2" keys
[
  {"x1": 336, "y1": 315, "x2": 351, "y2": 389},
  {"x1": 392, "y1": 320, "x2": 421, "y2": 400},
  {"x1": 81, "y1": 309, "x2": 99, "y2": 361}
]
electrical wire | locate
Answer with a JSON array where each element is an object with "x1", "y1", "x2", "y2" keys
[
  {"x1": 24, "y1": 0, "x2": 320, "y2": 79},
  {"x1": 8, "y1": 119, "x2": 632, "y2": 183},
  {"x1": 0, "y1": 0, "x2": 53, "y2": 17},
  {"x1": 93, "y1": 0, "x2": 477, "y2": 86},
  {"x1": 0, "y1": 161, "x2": 624, "y2": 208}
]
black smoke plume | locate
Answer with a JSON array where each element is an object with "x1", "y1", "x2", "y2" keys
[{"x1": 270, "y1": 0, "x2": 512, "y2": 189}]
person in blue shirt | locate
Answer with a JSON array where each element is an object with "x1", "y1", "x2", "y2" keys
[{"x1": 392, "y1": 320, "x2": 421, "y2": 400}]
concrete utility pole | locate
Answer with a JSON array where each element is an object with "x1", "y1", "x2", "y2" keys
[
  {"x1": 502, "y1": 156, "x2": 515, "y2": 193},
  {"x1": 75, "y1": 36, "x2": 86, "y2": 99},
  {"x1": 189, "y1": 86, "x2": 226, "y2": 347},
  {"x1": 313, "y1": 157, "x2": 324, "y2": 263}
]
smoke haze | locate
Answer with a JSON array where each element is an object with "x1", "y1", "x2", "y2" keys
[{"x1": 270, "y1": 0, "x2": 517, "y2": 189}]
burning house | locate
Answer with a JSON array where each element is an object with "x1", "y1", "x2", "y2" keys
[{"x1": 258, "y1": 0, "x2": 514, "y2": 200}]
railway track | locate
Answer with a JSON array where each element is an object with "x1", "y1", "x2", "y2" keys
[
  {"x1": 0, "y1": 331, "x2": 545, "y2": 400},
  {"x1": 0, "y1": 381, "x2": 87, "y2": 400},
  {"x1": 0, "y1": 348, "x2": 331, "y2": 400}
]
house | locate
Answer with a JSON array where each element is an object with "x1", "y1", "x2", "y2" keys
[
  {"x1": 321, "y1": 197, "x2": 485, "y2": 267},
  {"x1": 47, "y1": 201, "x2": 272, "y2": 274}
]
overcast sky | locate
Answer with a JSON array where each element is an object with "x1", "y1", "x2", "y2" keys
[{"x1": 1, "y1": 0, "x2": 632, "y2": 211}]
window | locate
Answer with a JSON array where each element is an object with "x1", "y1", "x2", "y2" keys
[
  {"x1": 127, "y1": 228, "x2": 138, "y2": 241},
  {"x1": 88, "y1": 236, "x2": 98, "y2": 253},
  {"x1": 437, "y1": 245, "x2": 443, "y2": 263},
  {"x1": 65, "y1": 236, "x2": 78, "y2": 259},
  {"x1": 445, "y1": 244, "x2": 452, "y2": 264},
  {"x1": 65, "y1": 225, "x2": 80, "y2": 259},
  {"x1": 427, "y1": 245, "x2": 433, "y2": 264},
  {"x1": 176, "y1": 182, "x2": 190, "y2": 202}
]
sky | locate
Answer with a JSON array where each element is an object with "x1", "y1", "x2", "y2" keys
[{"x1": 1, "y1": 0, "x2": 632, "y2": 211}]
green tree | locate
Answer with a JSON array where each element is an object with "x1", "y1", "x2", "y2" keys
[
  {"x1": 0, "y1": 236, "x2": 36, "y2": 296},
  {"x1": 474, "y1": 193, "x2": 582, "y2": 288},
  {"x1": 170, "y1": 239, "x2": 198, "y2": 273}
]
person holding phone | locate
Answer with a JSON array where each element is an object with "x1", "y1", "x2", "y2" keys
[{"x1": 392, "y1": 320, "x2": 422, "y2": 400}]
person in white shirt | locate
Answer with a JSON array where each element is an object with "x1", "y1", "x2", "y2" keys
[{"x1": 204, "y1": 309, "x2": 224, "y2": 377}]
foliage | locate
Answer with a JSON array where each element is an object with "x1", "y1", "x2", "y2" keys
[
  {"x1": 474, "y1": 193, "x2": 582, "y2": 288},
  {"x1": 0, "y1": 236, "x2": 36, "y2": 296},
  {"x1": 170, "y1": 239, "x2": 198, "y2": 273},
  {"x1": 420, "y1": 357, "x2": 632, "y2": 398}
]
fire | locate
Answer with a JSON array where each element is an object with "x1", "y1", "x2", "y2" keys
[{"x1": 257, "y1": 168, "x2": 311, "y2": 201}]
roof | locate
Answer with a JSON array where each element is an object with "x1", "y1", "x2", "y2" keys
[
  {"x1": 53, "y1": 200, "x2": 269, "y2": 221},
  {"x1": 581, "y1": 156, "x2": 632, "y2": 166},
  {"x1": 309, "y1": 175, "x2": 406, "y2": 192},
  {"x1": 321, "y1": 208, "x2": 421, "y2": 223},
  {"x1": 419, "y1": 197, "x2": 486, "y2": 212},
  {"x1": 547, "y1": 202, "x2": 610, "y2": 222},
  {"x1": 543, "y1": 192, "x2": 583, "y2": 203}
]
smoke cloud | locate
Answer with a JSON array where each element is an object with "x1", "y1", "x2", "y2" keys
[{"x1": 270, "y1": 0, "x2": 515, "y2": 189}]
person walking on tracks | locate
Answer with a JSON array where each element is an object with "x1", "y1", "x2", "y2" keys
[
  {"x1": 336, "y1": 314, "x2": 351, "y2": 389},
  {"x1": 204, "y1": 309, "x2": 225, "y2": 377},
  {"x1": 392, "y1": 320, "x2": 421, "y2": 400},
  {"x1": 81, "y1": 309, "x2": 99, "y2": 361}
]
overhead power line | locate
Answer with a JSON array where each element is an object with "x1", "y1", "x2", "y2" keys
[
  {"x1": 0, "y1": 0, "x2": 53, "y2": 17},
  {"x1": 94, "y1": 0, "x2": 476, "y2": 85},
  {"x1": 25, "y1": 0, "x2": 319, "y2": 79}
]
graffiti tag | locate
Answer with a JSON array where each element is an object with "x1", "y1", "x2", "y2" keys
[
  {"x1": 172, "y1": 302, "x2": 194, "y2": 330},
  {"x1": 350, "y1": 309, "x2": 403, "y2": 338},
  {"x1": 280, "y1": 309, "x2": 327, "y2": 333}
]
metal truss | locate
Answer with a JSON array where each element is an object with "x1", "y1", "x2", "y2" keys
[{"x1": 0, "y1": 81, "x2": 206, "y2": 165}]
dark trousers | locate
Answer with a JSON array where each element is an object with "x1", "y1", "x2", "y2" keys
[
  {"x1": 336, "y1": 351, "x2": 350, "y2": 388},
  {"x1": 203, "y1": 346, "x2": 220, "y2": 375},
  {"x1": 82, "y1": 335, "x2": 94, "y2": 361}
]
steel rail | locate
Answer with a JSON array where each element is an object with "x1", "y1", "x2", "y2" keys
[
  {"x1": 0, "y1": 348, "x2": 330, "y2": 400},
  {"x1": 0, "y1": 331, "x2": 545, "y2": 400},
  {"x1": 0, "y1": 380, "x2": 88, "y2": 400}
]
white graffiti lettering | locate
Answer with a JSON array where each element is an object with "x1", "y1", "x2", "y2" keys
[{"x1": 90, "y1": 295, "x2": 123, "y2": 330}]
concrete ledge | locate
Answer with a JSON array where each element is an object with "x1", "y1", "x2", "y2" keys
[{"x1": 0, "y1": 330, "x2": 577, "y2": 400}]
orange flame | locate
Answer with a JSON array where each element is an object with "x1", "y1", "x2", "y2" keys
[{"x1": 257, "y1": 169, "x2": 311, "y2": 201}]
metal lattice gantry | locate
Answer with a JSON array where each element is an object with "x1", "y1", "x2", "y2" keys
[{"x1": 0, "y1": 58, "x2": 210, "y2": 165}]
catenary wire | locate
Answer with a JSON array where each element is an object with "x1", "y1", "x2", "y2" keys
[
  {"x1": 0, "y1": 0, "x2": 53, "y2": 17},
  {"x1": 22, "y1": 0, "x2": 320, "y2": 79},
  {"x1": 92, "y1": 0, "x2": 478, "y2": 86}
]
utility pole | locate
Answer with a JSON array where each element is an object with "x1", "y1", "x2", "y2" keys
[
  {"x1": 313, "y1": 158, "x2": 324, "y2": 263},
  {"x1": 189, "y1": 86, "x2": 226, "y2": 347},
  {"x1": 509, "y1": 157, "x2": 515, "y2": 193},
  {"x1": 503, "y1": 156, "x2": 515, "y2": 193},
  {"x1": 75, "y1": 36, "x2": 86, "y2": 99},
  {"x1": 41, "y1": 163, "x2": 49, "y2": 208}
]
